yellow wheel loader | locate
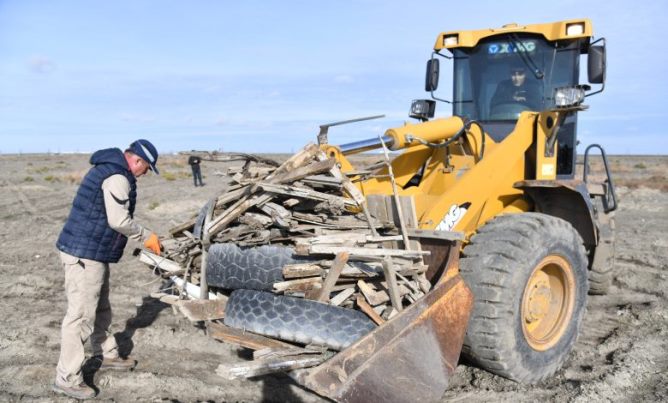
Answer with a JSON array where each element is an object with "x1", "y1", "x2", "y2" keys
[
  {"x1": 289, "y1": 18, "x2": 616, "y2": 401},
  {"x1": 151, "y1": 18, "x2": 617, "y2": 402}
]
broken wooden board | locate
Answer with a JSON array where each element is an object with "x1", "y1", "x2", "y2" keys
[
  {"x1": 407, "y1": 228, "x2": 466, "y2": 241},
  {"x1": 316, "y1": 252, "x2": 349, "y2": 302},
  {"x1": 207, "y1": 321, "x2": 294, "y2": 351},
  {"x1": 265, "y1": 143, "x2": 322, "y2": 182},
  {"x1": 273, "y1": 277, "x2": 323, "y2": 293},
  {"x1": 282, "y1": 263, "x2": 324, "y2": 279},
  {"x1": 149, "y1": 292, "x2": 180, "y2": 305},
  {"x1": 305, "y1": 245, "x2": 429, "y2": 259},
  {"x1": 329, "y1": 287, "x2": 355, "y2": 306},
  {"x1": 273, "y1": 158, "x2": 336, "y2": 184},
  {"x1": 357, "y1": 280, "x2": 390, "y2": 306},
  {"x1": 217, "y1": 350, "x2": 331, "y2": 380},
  {"x1": 258, "y1": 182, "x2": 358, "y2": 209},
  {"x1": 176, "y1": 297, "x2": 228, "y2": 322},
  {"x1": 356, "y1": 295, "x2": 386, "y2": 325},
  {"x1": 207, "y1": 193, "x2": 273, "y2": 236}
]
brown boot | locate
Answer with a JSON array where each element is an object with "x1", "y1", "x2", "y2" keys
[
  {"x1": 98, "y1": 355, "x2": 137, "y2": 371},
  {"x1": 52, "y1": 381, "x2": 96, "y2": 399}
]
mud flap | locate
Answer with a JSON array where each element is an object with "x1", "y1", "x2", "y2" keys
[{"x1": 291, "y1": 274, "x2": 472, "y2": 403}]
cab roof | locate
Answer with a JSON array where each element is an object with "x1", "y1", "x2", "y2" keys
[{"x1": 434, "y1": 19, "x2": 593, "y2": 51}]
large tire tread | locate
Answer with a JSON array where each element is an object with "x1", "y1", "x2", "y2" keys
[
  {"x1": 224, "y1": 289, "x2": 376, "y2": 350},
  {"x1": 206, "y1": 243, "x2": 310, "y2": 291}
]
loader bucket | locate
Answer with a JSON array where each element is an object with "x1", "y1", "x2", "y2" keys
[{"x1": 291, "y1": 273, "x2": 473, "y2": 402}]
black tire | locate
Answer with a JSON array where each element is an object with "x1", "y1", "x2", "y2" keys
[
  {"x1": 460, "y1": 213, "x2": 588, "y2": 383},
  {"x1": 206, "y1": 243, "x2": 311, "y2": 291},
  {"x1": 224, "y1": 289, "x2": 376, "y2": 350},
  {"x1": 588, "y1": 212, "x2": 615, "y2": 295},
  {"x1": 192, "y1": 199, "x2": 214, "y2": 239}
]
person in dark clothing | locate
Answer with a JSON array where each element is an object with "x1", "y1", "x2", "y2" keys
[
  {"x1": 53, "y1": 139, "x2": 162, "y2": 400},
  {"x1": 490, "y1": 65, "x2": 541, "y2": 111},
  {"x1": 188, "y1": 155, "x2": 204, "y2": 187}
]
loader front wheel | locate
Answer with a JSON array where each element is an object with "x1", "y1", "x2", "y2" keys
[{"x1": 460, "y1": 213, "x2": 588, "y2": 383}]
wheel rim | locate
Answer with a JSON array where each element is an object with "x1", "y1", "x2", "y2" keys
[{"x1": 521, "y1": 255, "x2": 575, "y2": 351}]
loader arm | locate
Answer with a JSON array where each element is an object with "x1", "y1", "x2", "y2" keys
[{"x1": 326, "y1": 110, "x2": 560, "y2": 236}]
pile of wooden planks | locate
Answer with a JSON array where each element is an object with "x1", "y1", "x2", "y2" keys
[{"x1": 142, "y1": 142, "x2": 433, "y2": 326}]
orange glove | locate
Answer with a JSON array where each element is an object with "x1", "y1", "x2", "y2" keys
[{"x1": 144, "y1": 233, "x2": 162, "y2": 255}]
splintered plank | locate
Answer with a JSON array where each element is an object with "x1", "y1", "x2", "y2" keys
[
  {"x1": 265, "y1": 143, "x2": 321, "y2": 182},
  {"x1": 357, "y1": 280, "x2": 390, "y2": 306},
  {"x1": 257, "y1": 182, "x2": 358, "y2": 208},
  {"x1": 207, "y1": 321, "x2": 293, "y2": 350},
  {"x1": 176, "y1": 297, "x2": 228, "y2": 322},
  {"x1": 273, "y1": 158, "x2": 336, "y2": 184},
  {"x1": 168, "y1": 219, "x2": 196, "y2": 236},
  {"x1": 329, "y1": 287, "x2": 355, "y2": 306},
  {"x1": 273, "y1": 277, "x2": 323, "y2": 293},
  {"x1": 216, "y1": 351, "x2": 330, "y2": 380},
  {"x1": 282, "y1": 263, "x2": 324, "y2": 279},
  {"x1": 207, "y1": 193, "x2": 273, "y2": 236},
  {"x1": 356, "y1": 295, "x2": 385, "y2": 325},
  {"x1": 306, "y1": 245, "x2": 429, "y2": 259},
  {"x1": 316, "y1": 252, "x2": 349, "y2": 302},
  {"x1": 382, "y1": 258, "x2": 403, "y2": 312},
  {"x1": 316, "y1": 152, "x2": 365, "y2": 206}
]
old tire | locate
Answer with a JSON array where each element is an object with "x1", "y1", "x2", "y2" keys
[
  {"x1": 192, "y1": 199, "x2": 214, "y2": 239},
  {"x1": 206, "y1": 243, "x2": 310, "y2": 291},
  {"x1": 224, "y1": 289, "x2": 376, "y2": 350},
  {"x1": 588, "y1": 212, "x2": 615, "y2": 295},
  {"x1": 460, "y1": 213, "x2": 588, "y2": 383}
]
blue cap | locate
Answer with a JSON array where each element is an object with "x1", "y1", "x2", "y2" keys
[{"x1": 128, "y1": 139, "x2": 159, "y2": 174}]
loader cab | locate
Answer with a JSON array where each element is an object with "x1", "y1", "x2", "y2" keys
[
  {"x1": 423, "y1": 20, "x2": 605, "y2": 179},
  {"x1": 452, "y1": 34, "x2": 583, "y2": 177}
]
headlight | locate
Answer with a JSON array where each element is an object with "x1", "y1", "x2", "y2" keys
[
  {"x1": 566, "y1": 22, "x2": 585, "y2": 36},
  {"x1": 554, "y1": 85, "x2": 589, "y2": 107},
  {"x1": 409, "y1": 99, "x2": 436, "y2": 121},
  {"x1": 443, "y1": 34, "x2": 459, "y2": 47}
]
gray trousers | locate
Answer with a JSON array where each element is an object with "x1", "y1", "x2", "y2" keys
[{"x1": 55, "y1": 252, "x2": 119, "y2": 387}]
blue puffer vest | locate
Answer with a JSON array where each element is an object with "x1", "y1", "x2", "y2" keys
[{"x1": 57, "y1": 148, "x2": 137, "y2": 263}]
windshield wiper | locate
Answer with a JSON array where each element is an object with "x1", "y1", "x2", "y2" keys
[{"x1": 509, "y1": 33, "x2": 544, "y2": 79}]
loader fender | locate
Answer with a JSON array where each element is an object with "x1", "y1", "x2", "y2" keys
[{"x1": 514, "y1": 179, "x2": 597, "y2": 246}]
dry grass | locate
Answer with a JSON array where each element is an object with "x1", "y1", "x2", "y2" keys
[
  {"x1": 62, "y1": 171, "x2": 85, "y2": 185},
  {"x1": 616, "y1": 175, "x2": 668, "y2": 192}
]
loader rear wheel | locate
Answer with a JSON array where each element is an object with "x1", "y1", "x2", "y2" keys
[
  {"x1": 224, "y1": 289, "x2": 376, "y2": 350},
  {"x1": 460, "y1": 213, "x2": 588, "y2": 383},
  {"x1": 588, "y1": 212, "x2": 615, "y2": 295}
]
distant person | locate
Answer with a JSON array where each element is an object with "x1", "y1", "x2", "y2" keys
[
  {"x1": 188, "y1": 154, "x2": 204, "y2": 187},
  {"x1": 490, "y1": 65, "x2": 541, "y2": 111},
  {"x1": 53, "y1": 139, "x2": 163, "y2": 399}
]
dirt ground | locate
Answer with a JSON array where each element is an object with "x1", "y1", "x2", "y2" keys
[{"x1": 0, "y1": 153, "x2": 666, "y2": 402}]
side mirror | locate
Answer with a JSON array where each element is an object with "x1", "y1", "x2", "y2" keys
[
  {"x1": 588, "y1": 45, "x2": 606, "y2": 84},
  {"x1": 425, "y1": 59, "x2": 440, "y2": 92}
]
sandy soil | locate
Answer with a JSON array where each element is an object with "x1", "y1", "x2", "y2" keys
[{"x1": 0, "y1": 153, "x2": 665, "y2": 402}]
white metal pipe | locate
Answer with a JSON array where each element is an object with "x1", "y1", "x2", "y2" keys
[{"x1": 171, "y1": 276, "x2": 218, "y2": 300}]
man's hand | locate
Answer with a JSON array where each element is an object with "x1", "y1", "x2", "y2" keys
[{"x1": 144, "y1": 233, "x2": 162, "y2": 255}]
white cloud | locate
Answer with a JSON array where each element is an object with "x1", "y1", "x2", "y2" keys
[
  {"x1": 119, "y1": 112, "x2": 155, "y2": 123},
  {"x1": 28, "y1": 55, "x2": 56, "y2": 74},
  {"x1": 335, "y1": 75, "x2": 354, "y2": 83}
]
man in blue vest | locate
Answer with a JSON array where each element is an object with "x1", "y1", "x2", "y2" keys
[{"x1": 53, "y1": 139, "x2": 162, "y2": 399}]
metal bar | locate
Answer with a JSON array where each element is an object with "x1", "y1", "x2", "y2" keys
[
  {"x1": 339, "y1": 135, "x2": 394, "y2": 155},
  {"x1": 378, "y1": 136, "x2": 411, "y2": 250}
]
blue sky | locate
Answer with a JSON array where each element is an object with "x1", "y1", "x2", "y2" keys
[{"x1": 1, "y1": 0, "x2": 666, "y2": 154}]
